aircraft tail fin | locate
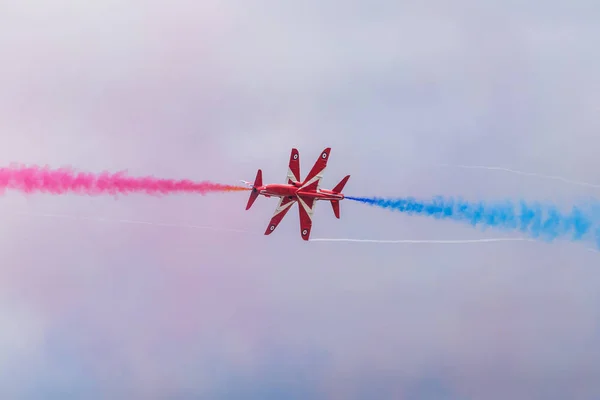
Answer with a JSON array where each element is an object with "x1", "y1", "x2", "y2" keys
[
  {"x1": 245, "y1": 169, "x2": 262, "y2": 210},
  {"x1": 332, "y1": 175, "x2": 350, "y2": 193},
  {"x1": 330, "y1": 200, "x2": 340, "y2": 219}
]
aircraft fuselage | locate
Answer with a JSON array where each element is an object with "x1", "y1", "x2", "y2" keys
[{"x1": 256, "y1": 183, "x2": 344, "y2": 201}]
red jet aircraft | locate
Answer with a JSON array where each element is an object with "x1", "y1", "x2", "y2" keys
[{"x1": 242, "y1": 147, "x2": 350, "y2": 241}]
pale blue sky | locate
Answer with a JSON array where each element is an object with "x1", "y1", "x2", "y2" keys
[{"x1": 1, "y1": 1, "x2": 599, "y2": 398}]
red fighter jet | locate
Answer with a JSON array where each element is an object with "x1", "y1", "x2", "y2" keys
[{"x1": 242, "y1": 147, "x2": 350, "y2": 240}]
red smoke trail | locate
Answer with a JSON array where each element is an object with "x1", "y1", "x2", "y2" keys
[{"x1": 0, "y1": 164, "x2": 249, "y2": 196}]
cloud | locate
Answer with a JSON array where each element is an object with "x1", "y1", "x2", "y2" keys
[{"x1": 1, "y1": 0, "x2": 600, "y2": 398}]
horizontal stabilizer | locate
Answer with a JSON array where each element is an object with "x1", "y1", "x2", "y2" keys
[
  {"x1": 331, "y1": 200, "x2": 340, "y2": 219},
  {"x1": 332, "y1": 175, "x2": 350, "y2": 193}
]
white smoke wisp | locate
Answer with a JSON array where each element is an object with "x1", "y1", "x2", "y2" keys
[
  {"x1": 310, "y1": 237, "x2": 536, "y2": 244},
  {"x1": 14, "y1": 211, "x2": 253, "y2": 234},
  {"x1": 436, "y1": 163, "x2": 600, "y2": 189}
]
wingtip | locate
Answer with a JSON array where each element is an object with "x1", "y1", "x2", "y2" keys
[
  {"x1": 300, "y1": 228, "x2": 311, "y2": 240},
  {"x1": 264, "y1": 224, "x2": 276, "y2": 235},
  {"x1": 318, "y1": 147, "x2": 331, "y2": 161}
]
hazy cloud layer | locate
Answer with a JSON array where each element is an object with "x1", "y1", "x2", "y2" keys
[{"x1": 1, "y1": 1, "x2": 600, "y2": 398}]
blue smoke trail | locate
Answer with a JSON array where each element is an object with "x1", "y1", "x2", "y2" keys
[{"x1": 346, "y1": 196, "x2": 600, "y2": 248}]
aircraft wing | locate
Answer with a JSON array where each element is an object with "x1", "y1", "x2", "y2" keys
[
  {"x1": 287, "y1": 148, "x2": 301, "y2": 184},
  {"x1": 297, "y1": 195, "x2": 316, "y2": 240},
  {"x1": 264, "y1": 196, "x2": 297, "y2": 235},
  {"x1": 300, "y1": 147, "x2": 330, "y2": 192}
]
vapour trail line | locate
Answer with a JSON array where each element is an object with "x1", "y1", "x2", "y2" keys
[
  {"x1": 436, "y1": 163, "x2": 600, "y2": 189},
  {"x1": 17, "y1": 212, "x2": 532, "y2": 241},
  {"x1": 310, "y1": 237, "x2": 536, "y2": 244},
  {"x1": 11, "y1": 211, "x2": 599, "y2": 253},
  {"x1": 312, "y1": 237, "x2": 599, "y2": 254},
  {"x1": 10, "y1": 211, "x2": 532, "y2": 243},
  {"x1": 346, "y1": 195, "x2": 600, "y2": 249},
  {"x1": 0, "y1": 164, "x2": 249, "y2": 196}
]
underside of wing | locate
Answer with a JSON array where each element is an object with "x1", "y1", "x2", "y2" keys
[
  {"x1": 264, "y1": 196, "x2": 297, "y2": 235},
  {"x1": 287, "y1": 148, "x2": 301, "y2": 184},
  {"x1": 300, "y1": 147, "x2": 330, "y2": 192},
  {"x1": 297, "y1": 195, "x2": 316, "y2": 240}
]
